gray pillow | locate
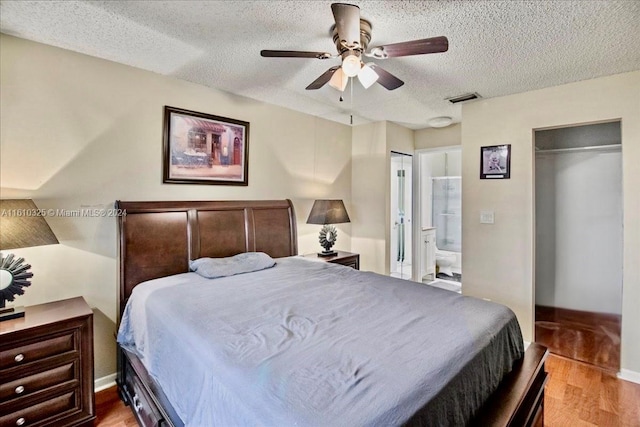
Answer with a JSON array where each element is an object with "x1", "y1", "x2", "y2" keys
[{"x1": 189, "y1": 252, "x2": 276, "y2": 279}]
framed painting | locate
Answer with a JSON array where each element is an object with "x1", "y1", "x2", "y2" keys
[
  {"x1": 480, "y1": 144, "x2": 511, "y2": 179},
  {"x1": 163, "y1": 106, "x2": 249, "y2": 185}
]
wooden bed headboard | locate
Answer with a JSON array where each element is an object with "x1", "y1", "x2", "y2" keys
[{"x1": 116, "y1": 199, "x2": 297, "y2": 315}]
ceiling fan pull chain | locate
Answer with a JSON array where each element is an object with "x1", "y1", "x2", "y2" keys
[{"x1": 350, "y1": 77, "x2": 354, "y2": 125}]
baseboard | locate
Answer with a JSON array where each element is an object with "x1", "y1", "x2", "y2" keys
[
  {"x1": 617, "y1": 368, "x2": 640, "y2": 385},
  {"x1": 95, "y1": 373, "x2": 117, "y2": 392},
  {"x1": 523, "y1": 340, "x2": 531, "y2": 350}
]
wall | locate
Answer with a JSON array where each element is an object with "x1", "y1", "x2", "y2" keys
[
  {"x1": 350, "y1": 121, "x2": 414, "y2": 275},
  {"x1": 0, "y1": 35, "x2": 352, "y2": 380},
  {"x1": 535, "y1": 121, "x2": 621, "y2": 150},
  {"x1": 461, "y1": 71, "x2": 640, "y2": 376},
  {"x1": 535, "y1": 123, "x2": 622, "y2": 315},
  {"x1": 415, "y1": 124, "x2": 461, "y2": 150},
  {"x1": 351, "y1": 122, "x2": 387, "y2": 273}
]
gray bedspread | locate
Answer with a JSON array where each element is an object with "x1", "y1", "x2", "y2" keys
[{"x1": 117, "y1": 257, "x2": 523, "y2": 427}]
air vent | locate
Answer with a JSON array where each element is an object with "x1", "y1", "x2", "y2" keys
[{"x1": 446, "y1": 92, "x2": 481, "y2": 104}]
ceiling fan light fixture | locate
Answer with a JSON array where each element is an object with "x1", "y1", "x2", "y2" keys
[
  {"x1": 329, "y1": 67, "x2": 348, "y2": 91},
  {"x1": 262, "y1": 3, "x2": 448, "y2": 94},
  {"x1": 357, "y1": 63, "x2": 379, "y2": 89},
  {"x1": 341, "y1": 54, "x2": 361, "y2": 77},
  {"x1": 428, "y1": 116, "x2": 453, "y2": 128}
]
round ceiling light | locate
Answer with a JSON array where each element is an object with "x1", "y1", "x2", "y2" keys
[{"x1": 428, "y1": 116, "x2": 453, "y2": 128}]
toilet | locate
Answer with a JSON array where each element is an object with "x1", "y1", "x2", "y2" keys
[{"x1": 435, "y1": 250, "x2": 456, "y2": 276}]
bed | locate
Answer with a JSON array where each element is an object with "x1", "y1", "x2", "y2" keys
[{"x1": 115, "y1": 199, "x2": 548, "y2": 427}]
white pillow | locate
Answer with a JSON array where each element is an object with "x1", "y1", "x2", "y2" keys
[{"x1": 189, "y1": 252, "x2": 276, "y2": 279}]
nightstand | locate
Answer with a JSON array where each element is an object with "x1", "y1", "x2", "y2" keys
[
  {"x1": 302, "y1": 250, "x2": 360, "y2": 270},
  {"x1": 0, "y1": 297, "x2": 95, "y2": 427}
]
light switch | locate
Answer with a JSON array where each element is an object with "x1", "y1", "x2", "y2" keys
[{"x1": 480, "y1": 210, "x2": 495, "y2": 224}]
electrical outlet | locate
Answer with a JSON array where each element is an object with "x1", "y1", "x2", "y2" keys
[{"x1": 480, "y1": 211, "x2": 495, "y2": 224}]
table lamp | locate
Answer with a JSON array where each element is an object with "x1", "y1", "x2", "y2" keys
[
  {"x1": 0, "y1": 199, "x2": 59, "y2": 321},
  {"x1": 306, "y1": 200, "x2": 350, "y2": 257}
]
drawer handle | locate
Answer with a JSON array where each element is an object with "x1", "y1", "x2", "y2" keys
[
  {"x1": 14, "y1": 353, "x2": 25, "y2": 363},
  {"x1": 133, "y1": 394, "x2": 143, "y2": 412},
  {"x1": 16, "y1": 418, "x2": 25, "y2": 426},
  {"x1": 15, "y1": 385, "x2": 25, "y2": 395}
]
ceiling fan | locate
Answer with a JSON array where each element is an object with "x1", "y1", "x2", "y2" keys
[{"x1": 260, "y1": 2, "x2": 448, "y2": 92}]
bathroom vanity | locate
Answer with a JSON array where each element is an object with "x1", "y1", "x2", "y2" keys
[{"x1": 421, "y1": 227, "x2": 436, "y2": 282}]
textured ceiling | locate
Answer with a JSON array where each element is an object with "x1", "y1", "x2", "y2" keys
[{"x1": 1, "y1": 1, "x2": 639, "y2": 129}]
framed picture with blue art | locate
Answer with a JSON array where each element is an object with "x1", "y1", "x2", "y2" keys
[
  {"x1": 163, "y1": 106, "x2": 249, "y2": 185},
  {"x1": 480, "y1": 144, "x2": 511, "y2": 179}
]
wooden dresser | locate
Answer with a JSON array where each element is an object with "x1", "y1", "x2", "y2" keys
[{"x1": 0, "y1": 297, "x2": 95, "y2": 427}]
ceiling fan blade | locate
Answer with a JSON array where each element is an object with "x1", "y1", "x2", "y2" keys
[
  {"x1": 261, "y1": 50, "x2": 332, "y2": 59},
  {"x1": 306, "y1": 66, "x2": 341, "y2": 90},
  {"x1": 331, "y1": 3, "x2": 361, "y2": 49},
  {"x1": 368, "y1": 36, "x2": 448, "y2": 58},
  {"x1": 368, "y1": 64, "x2": 404, "y2": 90}
]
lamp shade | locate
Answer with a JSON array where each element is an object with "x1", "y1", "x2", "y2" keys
[
  {"x1": 329, "y1": 67, "x2": 348, "y2": 92},
  {"x1": 357, "y1": 63, "x2": 379, "y2": 89},
  {"x1": 0, "y1": 199, "x2": 59, "y2": 250},
  {"x1": 306, "y1": 200, "x2": 351, "y2": 225}
]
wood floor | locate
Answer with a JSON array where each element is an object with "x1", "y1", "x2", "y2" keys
[
  {"x1": 544, "y1": 354, "x2": 640, "y2": 426},
  {"x1": 535, "y1": 305, "x2": 621, "y2": 371},
  {"x1": 95, "y1": 356, "x2": 640, "y2": 426},
  {"x1": 95, "y1": 385, "x2": 137, "y2": 427}
]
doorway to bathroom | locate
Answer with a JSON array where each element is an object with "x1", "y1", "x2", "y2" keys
[
  {"x1": 416, "y1": 147, "x2": 462, "y2": 293},
  {"x1": 534, "y1": 121, "x2": 622, "y2": 372}
]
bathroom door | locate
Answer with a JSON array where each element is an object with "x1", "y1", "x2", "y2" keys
[{"x1": 390, "y1": 152, "x2": 413, "y2": 279}]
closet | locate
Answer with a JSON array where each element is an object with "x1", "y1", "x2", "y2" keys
[{"x1": 534, "y1": 121, "x2": 622, "y2": 371}]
